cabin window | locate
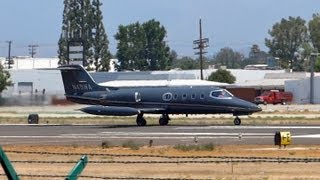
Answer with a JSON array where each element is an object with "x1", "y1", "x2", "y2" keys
[
  {"x1": 210, "y1": 89, "x2": 233, "y2": 99},
  {"x1": 191, "y1": 94, "x2": 196, "y2": 99},
  {"x1": 200, "y1": 93, "x2": 205, "y2": 99},
  {"x1": 173, "y1": 94, "x2": 178, "y2": 100},
  {"x1": 135, "y1": 92, "x2": 141, "y2": 102},
  {"x1": 162, "y1": 92, "x2": 173, "y2": 101},
  {"x1": 182, "y1": 94, "x2": 187, "y2": 100}
]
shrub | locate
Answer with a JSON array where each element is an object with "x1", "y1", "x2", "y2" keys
[
  {"x1": 122, "y1": 140, "x2": 140, "y2": 150},
  {"x1": 173, "y1": 143, "x2": 215, "y2": 151},
  {"x1": 208, "y1": 69, "x2": 236, "y2": 84},
  {"x1": 101, "y1": 141, "x2": 111, "y2": 149}
]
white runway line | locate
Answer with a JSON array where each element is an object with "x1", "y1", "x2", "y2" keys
[
  {"x1": 175, "y1": 126, "x2": 320, "y2": 130},
  {"x1": 98, "y1": 132, "x2": 273, "y2": 136},
  {"x1": 292, "y1": 134, "x2": 320, "y2": 138},
  {"x1": 0, "y1": 133, "x2": 319, "y2": 140},
  {"x1": 0, "y1": 132, "x2": 274, "y2": 139}
]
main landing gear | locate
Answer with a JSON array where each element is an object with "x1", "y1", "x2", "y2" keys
[
  {"x1": 159, "y1": 114, "x2": 170, "y2": 126},
  {"x1": 136, "y1": 113, "x2": 146, "y2": 126},
  {"x1": 234, "y1": 116, "x2": 241, "y2": 126},
  {"x1": 136, "y1": 113, "x2": 170, "y2": 126}
]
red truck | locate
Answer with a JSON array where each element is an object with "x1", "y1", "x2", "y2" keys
[{"x1": 254, "y1": 90, "x2": 293, "y2": 105}]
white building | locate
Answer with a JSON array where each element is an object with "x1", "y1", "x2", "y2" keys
[{"x1": 0, "y1": 56, "x2": 59, "y2": 69}]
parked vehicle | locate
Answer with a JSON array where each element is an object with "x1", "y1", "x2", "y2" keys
[{"x1": 254, "y1": 90, "x2": 293, "y2": 105}]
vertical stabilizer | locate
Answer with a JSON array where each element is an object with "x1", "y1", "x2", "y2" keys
[{"x1": 58, "y1": 65, "x2": 106, "y2": 95}]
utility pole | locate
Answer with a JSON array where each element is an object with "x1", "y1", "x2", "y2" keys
[
  {"x1": 28, "y1": 44, "x2": 39, "y2": 58},
  {"x1": 6, "y1": 41, "x2": 12, "y2": 69},
  {"x1": 310, "y1": 53, "x2": 319, "y2": 104},
  {"x1": 193, "y1": 19, "x2": 209, "y2": 80}
]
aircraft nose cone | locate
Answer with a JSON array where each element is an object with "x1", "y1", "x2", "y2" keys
[
  {"x1": 238, "y1": 99, "x2": 262, "y2": 113},
  {"x1": 251, "y1": 104, "x2": 262, "y2": 112}
]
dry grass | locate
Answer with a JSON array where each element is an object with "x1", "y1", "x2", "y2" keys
[
  {"x1": 1, "y1": 115, "x2": 320, "y2": 126},
  {"x1": 1, "y1": 145, "x2": 320, "y2": 179}
]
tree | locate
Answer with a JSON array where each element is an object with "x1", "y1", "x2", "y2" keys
[
  {"x1": 82, "y1": 0, "x2": 95, "y2": 65},
  {"x1": 208, "y1": 69, "x2": 236, "y2": 84},
  {"x1": 115, "y1": 22, "x2": 146, "y2": 71},
  {"x1": 249, "y1": 44, "x2": 268, "y2": 63},
  {"x1": 115, "y1": 19, "x2": 171, "y2": 71},
  {"x1": 58, "y1": 0, "x2": 93, "y2": 65},
  {"x1": 57, "y1": 0, "x2": 71, "y2": 65},
  {"x1": 242, "y1": 44, "x2": 270, "y2": 68},
  {"x1": 165, "y1": 50, "x2": 178, "y2": 70},
  {"x1": 309, "y1": 14, "x2": 320, "y2": 52},
  {"x1": 170, "y1": 55, "x2": 212, "y2": 70},
  {"x1": 214, "y1": 47, "x2": 243, "y2": 69},
  {"x1": 315, "y1": 57, "x2": 320, "y2": 72},
  {"x1": 92, "y1": 0, "x2": 111, "y2": 71},
  {"x1": 171, "y1": 56, "x2": 199, "y2": 70},
  {"x1": 249, "y1": 44, "x2": 260, "y2": 59},
  {"x1": 143, "y1": 19, "x2": 171, "y2": 70},
  {"x1": 0, "y1": 64, "x2": 11, "y2": 93},
  {"x1": 265, "y1": 16, "x2": 308, "y2": 70},
  {"x1": 58, "y1": 0, "x2": 110, "y2": 70},
  {"x1": 291, "y1": 42, "x2": 314, "y2": 72}
]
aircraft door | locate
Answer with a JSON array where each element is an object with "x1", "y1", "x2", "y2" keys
[{"x1": 135, "y1": 92, "x2": 141, "y2": 102}]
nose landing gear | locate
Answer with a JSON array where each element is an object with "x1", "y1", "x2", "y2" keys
[{"x1": 234, "y1": 116, "x2": 241, "y2": 125}]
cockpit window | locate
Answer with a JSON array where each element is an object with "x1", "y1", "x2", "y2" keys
[{"x1": 210, "y1": 89, "x2": 233, "y2": 99}]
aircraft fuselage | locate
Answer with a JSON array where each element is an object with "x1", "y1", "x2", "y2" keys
[
  {"x1": 67, "y1": 86, "x2": 260, "y2": 116},
  {"x1": 59, "y1": 64, "x2": 262, "y2": 126}
]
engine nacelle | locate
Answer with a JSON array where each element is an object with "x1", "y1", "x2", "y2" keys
[{"x1": 80, "y1": 105, "x2": 140, "y2": 116}]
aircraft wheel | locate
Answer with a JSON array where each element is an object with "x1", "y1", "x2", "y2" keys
[
  {"x1": 136, "y1": 115, "x2": 147, "y2": 126},
  {"x1": 234, "y1": 117, "x2": 241, "y2": 126},
  {"x1": 159, "y1": 117, "x2": 169, "y2": 126},
  {"x1": 159, "y1": 114, "x2": 170, "y2": 126}
]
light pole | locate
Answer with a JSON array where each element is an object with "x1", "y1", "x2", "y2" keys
[
  {"x1": 275, "y1": 57, "x2": 280, "y2": 69},
  {"x1": 6, "y1": 41, "x2": 12, "y2": 69}
]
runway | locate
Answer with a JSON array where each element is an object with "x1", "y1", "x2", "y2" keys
[{"x1": 0, "y1": 124, "x2": 319, "y2": 146}]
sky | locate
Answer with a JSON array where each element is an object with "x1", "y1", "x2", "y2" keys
[{"x1": 0, "y1": 0, "x2": 320, "y2": 58}]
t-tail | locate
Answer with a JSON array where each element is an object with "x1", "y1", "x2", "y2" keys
[{"x1": 58, "y1": 64, "x2": 108, "y2": 96}]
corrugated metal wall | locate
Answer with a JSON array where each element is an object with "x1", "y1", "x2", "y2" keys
[{"x1": 285, "y1": 77, "x2": 320, "y2": 104}]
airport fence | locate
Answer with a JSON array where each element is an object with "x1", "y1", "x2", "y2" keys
[
  {"x1": 0, "y1": 174, "x2": 212, "y2": 180},
  {"x1": 3, "y1": 150, "x2": 320, "y2": 179},
  {"x1": 5, "y1": 150, "x2": 320, "y2": 163}
]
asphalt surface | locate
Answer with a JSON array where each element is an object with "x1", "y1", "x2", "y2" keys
[{"x1": 0, "y1": 124, "x2": 319, "y2": 146}]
